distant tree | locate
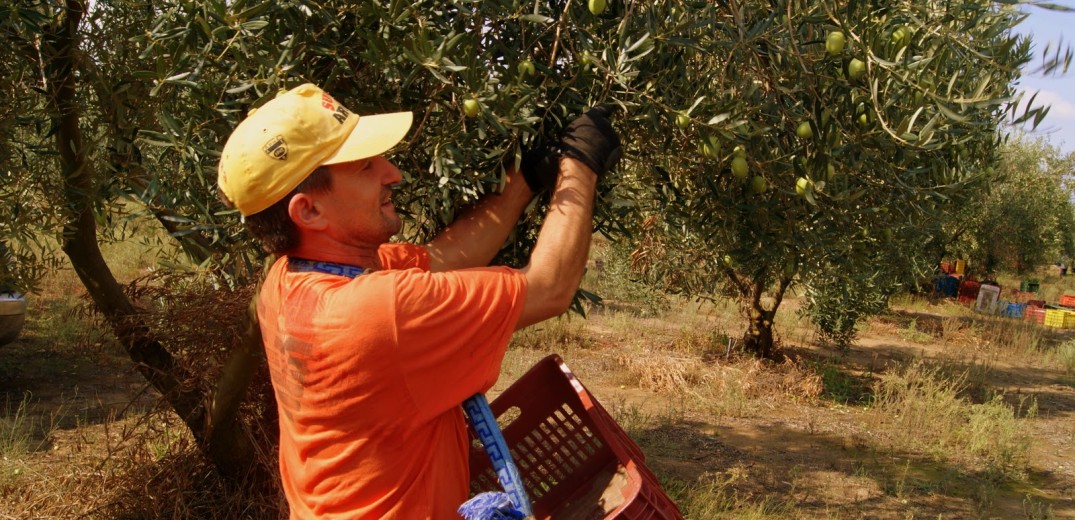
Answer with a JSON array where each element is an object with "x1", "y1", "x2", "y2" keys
[{"x1": 958, "y1": 135, "x2": 1075, "y2": 275}]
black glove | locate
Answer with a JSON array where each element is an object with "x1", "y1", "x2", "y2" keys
[
  {"x1": 559, "y1": 105, "x2": 623, "y2": 178},
  {"x1": 520, "y1": 142, "x2": 561, "y2": 194}
]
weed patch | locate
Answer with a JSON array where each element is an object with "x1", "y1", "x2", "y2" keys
[
  {"x1": 0, "y1": 393, "x2": 49, "y2": 460},
  {"x1": 868, "y1": 359, "x2": 1035, "y2": 478},
  {"x1": 662, "y1": 471, "x2": 793, "y2": 519},
  {"x1": 1052, "y1": 340, "x2": 1075, "y2": 374},
  {"x1": 811, "y1": 361, "x2": 873, "y2": 404},
  {"x1": 897, "y1": 318, "x2": 934, "y2": 343}
]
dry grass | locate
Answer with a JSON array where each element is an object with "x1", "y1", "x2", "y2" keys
[
  {"x1": 0, "y1": 249, "x2": 286, "y2": 519},
  {"x1": 661, "y1": 471, "x2": 796, "y2": 519},
  {"x1": 608, "y1": 323, "x2": 824, "y2": 421},
  {"x1": 0, "y1": 408, "x2": 284, "y2": 519},
  {"x1": 866, "y1": 358, "x2": 1037, "y2": 477},
  {"x1": 617, "y1": 350, "x2": 709, "y2": 394}
]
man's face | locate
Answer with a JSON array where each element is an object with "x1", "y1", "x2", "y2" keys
[{"x1": 318, "y1": 156, "x2": 404, "y2": 246}]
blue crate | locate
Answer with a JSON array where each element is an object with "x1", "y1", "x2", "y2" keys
[
  {"x1": 998, "y1": 302, "x2": 1025, "y2": 318},
  {"x1": 934, "y1": 275, "x2": 959, "y2": 298}
]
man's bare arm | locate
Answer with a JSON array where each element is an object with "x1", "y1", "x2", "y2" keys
[
  {"x1": 424, "y1": 170, "x2": 535, "y2": 272},
  {"x1": 515, "y1": 158, "x2": 596, "y2": 329}
]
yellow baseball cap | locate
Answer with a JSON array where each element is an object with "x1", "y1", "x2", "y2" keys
[{"x1": 218, "y1": 83, "x2": 413, "y2": 216}]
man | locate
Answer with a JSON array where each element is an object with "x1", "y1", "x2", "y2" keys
[{"x1": 217, "y1": 83, "x2": 621, "y2": 518}]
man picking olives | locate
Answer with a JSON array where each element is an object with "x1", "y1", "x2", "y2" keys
[{"x1": 218, "y1": 83, "x2": 621, "y2": 518}]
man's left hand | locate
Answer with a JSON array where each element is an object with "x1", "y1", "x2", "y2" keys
[{"x1": 520, "y1": 143, "x2": 561, "y2": 194}]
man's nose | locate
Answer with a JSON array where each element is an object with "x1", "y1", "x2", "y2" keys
[{"x1": 382, "y1": 159, "x2": 403, "y2": 185}]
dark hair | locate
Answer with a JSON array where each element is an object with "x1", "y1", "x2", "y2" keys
[{"x1": 220, "y1": 166, "x2": 333, "y2": 255}]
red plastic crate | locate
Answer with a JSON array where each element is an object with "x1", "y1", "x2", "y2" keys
[
  {"x1": 468, "y1": 355, "x2": 684, "y2": 519},
  {"x1": 1061, "y1": 294, "x2": 1075, "y2": 308},
  {"x1": 957, "y1": 279, "x2": 981, "y2": 305},
  {"x1": 1025, "y1": 307, "x2": 1046, "y2": 324}
]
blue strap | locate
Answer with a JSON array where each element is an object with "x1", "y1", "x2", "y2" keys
[
  {"x1": 462, "y1": 394, "x2": 533, "y2": 517},
  {"x1": 288, "y1": 257, "x2": 367, "y2": 278}
]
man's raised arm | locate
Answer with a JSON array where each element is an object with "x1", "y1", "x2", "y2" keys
[
  {"x1": 514, "y1": 106, "x2": 622, "y2": 329},
  {"x1": 424, "y1": 168, "x2": 537, "y2": 272}
]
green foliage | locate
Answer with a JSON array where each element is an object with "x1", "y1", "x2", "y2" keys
[
  {"x1": 801, "y1": 265, "x2": 890, "y2": 348},
  {"x1": 955, "y1": 135, "x2": 1075, "y2": 274},
  {"x1": 588, "y1": 240, "x2": 669, "y2": 315},
  {"x1": 0, "y1": 3, "x2": 69, "y2": 293},
  {"x1": 133, "y1": 0, "x2": 653, "y2": 282},
  {"x1": 0, "y1": 1, "x2": 182, "y2": 292},
  {"x1": 812, "y1": 360, "x2": 872, "y2": 404},
  {"x1": 0, "y1": 1, "x2": 1064, "y2": 334}
]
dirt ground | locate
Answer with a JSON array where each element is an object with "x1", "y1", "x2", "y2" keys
[{"x1": 0, "y1": 293, "x2": 1073, "y2": 519}]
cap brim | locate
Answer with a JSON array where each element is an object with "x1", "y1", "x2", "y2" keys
[{"x1": 322, "y1": 111, "x2": 413, "y2": 166}]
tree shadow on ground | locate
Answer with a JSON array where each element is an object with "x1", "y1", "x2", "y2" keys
[
  {"x1": 0, "y1": 324, "x2": 157, "y2": 445},
  {"x1": 788, "y1": 308, "x2": 1075, "y2": 416},
  {"x1": 631, "y1": 417, "x2": 1074, "y2": 519}
]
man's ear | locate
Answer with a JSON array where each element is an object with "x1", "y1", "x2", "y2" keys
[{"x1": 288, "y1": 193, "x2": 328, "y2": 232}]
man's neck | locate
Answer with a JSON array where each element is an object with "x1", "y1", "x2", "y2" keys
[{"x1": 288, "y1": 242, "x2": 383, "y2": 271}]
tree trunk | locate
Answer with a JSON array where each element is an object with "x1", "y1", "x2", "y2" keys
[
  {"x1": 730, "y1": 269, "x2": 791, "y2": 360},
  {"x1": 205, "y1": 292, "x2": 264, "y2": 479},
  {"x1": 742, "y1": 308, "x2": 778, "y2": 359},
  {"x1": 41, "y1": 0, "x2": 208, "y2": 455}
]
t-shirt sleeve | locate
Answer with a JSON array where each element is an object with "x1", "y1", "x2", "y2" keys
[
  {"x1": 378, "y1": 243, "x2": 431, "y2": 271},
  {"x1": 391, "y1": 266, "x2": 526, "y2": 421}
]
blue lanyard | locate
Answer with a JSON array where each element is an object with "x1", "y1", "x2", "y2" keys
[{"x1": 287, "y1": 257, "x2": 366, "y2": 278}]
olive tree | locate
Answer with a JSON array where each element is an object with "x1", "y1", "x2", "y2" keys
[
  {"x1": 620, "y1": 1, "x2": 1063, "y2": 357},
  {"x1": 141, "y1": 1, "x2": 1060, "y2": 361},
  {"x1": 0, "y1": 0, "x2": 257, "y2": 477}
]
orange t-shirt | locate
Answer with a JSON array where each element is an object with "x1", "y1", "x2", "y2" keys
[{"x1": 257, "y1": 244, "x2": 527, "y2": 519}]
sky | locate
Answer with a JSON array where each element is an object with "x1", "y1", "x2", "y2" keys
[{"x1": 1015, "y1": 3, "x2": 1075, "y2": 155}]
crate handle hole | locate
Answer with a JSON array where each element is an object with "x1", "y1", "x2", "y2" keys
[{"x1": 497, "y1": 406, "x2": 522, "y2": 430}]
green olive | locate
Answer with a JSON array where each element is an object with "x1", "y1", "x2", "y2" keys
[
  {"x1": 517, "y1": 59, "x2": 535, "y2": 77},
  {"x1": 731, "y1": 156, "x2": 749, "y2": 179},
  {"x1": 848, "y1": 58, "x2": 866, "y2": 80},
  {"x1": 825, "y1": 31, "x2": 846, "y2": 56},
  {"x1": 463, "y1": 98, "x2": 480, "y2": 118},
  {"x1": 750, "y1": 175, "x2": 767, "y2": 194}
]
